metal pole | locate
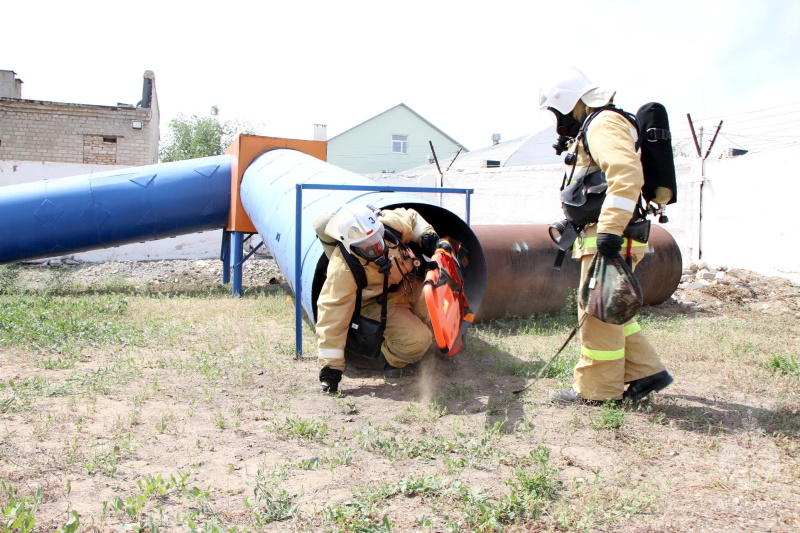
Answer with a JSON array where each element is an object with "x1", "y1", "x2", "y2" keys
[
  {"x1": 231, "y1": 231, "x2": 244, "y2": 296},
  {"x1": 699, "y1": 126, "x2": 704, "y2": 157},
  {"x1": 687, "y1": 114, "x2": 702, "y2": 157},
  {"x1": 295, "y1": 184, "x2": 304, "y2": 358},
  {"x1": 220, "y1": 230, "x2": 231, "y2": 285},
  {"x1": 703, "y1": 121, "x2": 724, "y2": 160}
]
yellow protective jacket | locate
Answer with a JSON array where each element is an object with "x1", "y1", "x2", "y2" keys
[
  {"x1": 570, "y1": 110, "x2": 648, "y2": 259},
  {"x1": 316, "y1": 207, "x2": 434, "y2": 365}
]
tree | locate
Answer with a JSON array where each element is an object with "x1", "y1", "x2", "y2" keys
[{"x1": 159, "y1": 106, "x2": 254, "y2": 162}]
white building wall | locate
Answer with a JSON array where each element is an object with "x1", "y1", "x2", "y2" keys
[
  {"x1": 372, "y1": 149, "x2": 797, "y2": 283},
  {"x1": 0, "y1": 160, "x2": 129, "y2": 186},
  {"x1": 699, "y1": 149, "x2": 796, "y2": 280}
]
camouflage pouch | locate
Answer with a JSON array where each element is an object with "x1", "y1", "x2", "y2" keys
[{"x1": 579, "y1": 253, "x2": 643, "y2": 325}]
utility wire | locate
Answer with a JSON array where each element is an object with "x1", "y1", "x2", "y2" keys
[
  {"x1": 720, "y1": 119, "x2": 800, "y2": 133},
  {"x1": 693, "y1": 100, "x2": 800, "y2": 122},
  {"x1": 716, "y1": 111, "x2": 800, "y2": 127}
]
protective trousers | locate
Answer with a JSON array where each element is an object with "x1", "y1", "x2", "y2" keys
[
  {"x1": 361, "y1": 299, "x2": 432, "y2": 369},
  {"x1": 573, "y1": 253, "x2": 666, "y2": 401}
]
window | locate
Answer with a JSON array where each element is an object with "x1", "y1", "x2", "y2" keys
[
  {"x1": 83, "y1": 134, "x2": 118, "y2": 164},
  {"x1": 392, "y1": 134, "x2": 408, "y2": 154}
]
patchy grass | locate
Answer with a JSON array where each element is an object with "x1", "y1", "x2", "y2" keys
[{"x1": 0, "y1": 261, "x2": 798, "y2": 532}]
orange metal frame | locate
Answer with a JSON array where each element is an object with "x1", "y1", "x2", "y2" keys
[{"x1": 225, "y1": 135, "x2": 327, "y2": 232}]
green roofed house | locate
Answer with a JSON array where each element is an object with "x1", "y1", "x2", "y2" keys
[{"x1": 324, "y1": 103, "x2": 468, "y2": 175}]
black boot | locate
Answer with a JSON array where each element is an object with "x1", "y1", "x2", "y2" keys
[
  {"x1": 319, "y1": 367, "x2": 343, "y2": 394},
  {"x1": 378, "y1": 353, "x2": 403, "y2": 378},
  {"x1": 623, "y1": 370, "x2": 673, "y2": 402}
]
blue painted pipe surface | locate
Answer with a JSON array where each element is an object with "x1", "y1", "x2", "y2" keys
[
  {"x1": 0, "y1": 156, "x2": 232, "y2": 264},
  {"x1": 240, "y1": 148, "x2": 487, "y2": 325}
]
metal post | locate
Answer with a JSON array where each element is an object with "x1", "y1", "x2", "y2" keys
[
  {"x1": 220, "y1": 230, "x2": 231, "y2": 285},
  {"x1": 295, "y1": 184, "x2": 304, "y2": 358},
  {"x1": 231, "y1": 231, "x2": 244, "y2": 296}
]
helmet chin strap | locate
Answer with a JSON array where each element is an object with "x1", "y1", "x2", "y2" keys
[{"x1": 374, "y1": 249, "x2": 391, "y2": 272}]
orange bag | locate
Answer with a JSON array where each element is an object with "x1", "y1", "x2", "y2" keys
[{"x1": 423, "y1": 238, "x2": 473, "y2": 356}]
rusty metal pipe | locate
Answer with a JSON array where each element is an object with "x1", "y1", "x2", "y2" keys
[{"x1": 472, "y1": 224, "x2": 681, "y2": 322}]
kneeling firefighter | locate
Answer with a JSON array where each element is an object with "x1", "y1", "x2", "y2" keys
[
  {"x1": 539, "y1": 67, "x2": 674, "y2": 404},
  {"x1": 314, "y1": 204, "x2": 442, "y2": 394}
]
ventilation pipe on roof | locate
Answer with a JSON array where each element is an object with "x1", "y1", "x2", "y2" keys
[{"x1": 138, "y1": 70, "x2": 154, "y2": 108}]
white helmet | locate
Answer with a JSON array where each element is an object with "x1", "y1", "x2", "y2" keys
[
  {"x1": 326, "y1": 204, "x2": 386, "y2": 261},
  {"x1": 538, "y1": 67, "x2": 615, "y2": 114}
]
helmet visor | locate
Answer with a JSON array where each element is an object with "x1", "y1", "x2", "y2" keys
[{"x1": 351, "y1": 229, "x2": 386, "y2": 261}]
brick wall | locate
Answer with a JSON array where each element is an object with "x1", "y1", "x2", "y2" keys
[{"x1": 0, "y1": 98, "x2": 159, "y2": 166}]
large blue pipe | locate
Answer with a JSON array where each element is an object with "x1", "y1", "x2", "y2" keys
[
  {"x1": 240, "y1": 148, "x2": 488, "y2": 325},
  {"x1": 0, "y1": 147, "x2": 678, "y2": 326},
  {"x1": 0, "y1": 156, "x2": 231, "y2": 264}
]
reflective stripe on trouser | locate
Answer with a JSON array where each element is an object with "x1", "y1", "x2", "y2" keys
[
  {"x1": 576, "y1": 236, "x2": 649, "y2": 252},
  {"x1": 573, "y1": 253, "x2": 666, "y2": 401},
  {"x1": 362, "y1": 303, "x2": 432, "y2": 368}
]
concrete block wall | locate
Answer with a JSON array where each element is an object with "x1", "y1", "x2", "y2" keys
[{"x1": 0, "y1": 98, "x2": 158, "y2": 166}]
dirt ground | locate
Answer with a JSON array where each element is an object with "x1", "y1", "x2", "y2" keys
[{"x1": 1, "y1": 257, "x2": 799, "y2": 532}]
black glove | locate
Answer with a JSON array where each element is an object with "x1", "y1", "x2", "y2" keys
[
  {"x1": 595, "y1": 233, "x2": 624, "y2": 257},
  {"x1": 419, "y1": 231, "x2": 440, "y2": 256},
  {"x1": 319, "y1": 367, "x2": 343, "y2": 394}
]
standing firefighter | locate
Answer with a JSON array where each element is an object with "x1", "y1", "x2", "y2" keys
[
  {"x1": 540, "y1": 67, "x2": 674, "y2": 404},
  {"x1": 314, "y1": 204, "x2": 441, "y2": 394}
]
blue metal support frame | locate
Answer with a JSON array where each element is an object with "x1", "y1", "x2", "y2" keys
[
  {"x1": 231, "y1": 231, "x2": 245, "y2": 296},
  {"x1": 293, "y1": 183, "x2": 473, "y2": 358},
  {"x1": 221, "y1": 230, "x2": 264, "y2": 295},
  {"x1": 220, "y1": 230, "x2": 232, "y2": 285}
]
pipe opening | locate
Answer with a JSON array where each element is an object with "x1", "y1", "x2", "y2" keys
[{"x1": 311, "y1": 202, "x2": 487, "y2": 322}]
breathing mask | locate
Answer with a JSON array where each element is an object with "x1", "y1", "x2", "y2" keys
[{"x1": 548, "y1": 107, "x2": 581, "y2": 155}]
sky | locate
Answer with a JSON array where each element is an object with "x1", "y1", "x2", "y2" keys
[{"x1": 4, "y1": 0, "x2": 800, "y2": 156}]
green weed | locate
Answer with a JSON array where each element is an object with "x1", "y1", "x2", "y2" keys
[
  {"x1": 0, "y1": 377, "x2": 71, "y2": 414},
  {"x1": 356, "y1": 423, "x2": 502, "y2": 468},
  {"x1": 323, "y1": 488, "x2": 392, "y2": 533},
  {"x1": 592, "y1": 402, "x2": 626, "y2": 430},
  {"x1": 1, "y1": 481, "x2": 42, "y2": 533},
  {"x1": 764, "y1": 352, "x2": 799, "y2": 376},
  {"x1": 273, "y1": 416, "x2": 329, "y2": 442},
  {"x1": 501, "y1": 446, "x2": 563, "y2": 520},
  {"x1": 245, "y1": 469, "x2": 299, "y2": 525},
  {"x1": 1, "y1": 481, "x2": 80, "y2": 533},
  {"x1": 102, "y1": 471, "x2": 214, "y2": 530}
]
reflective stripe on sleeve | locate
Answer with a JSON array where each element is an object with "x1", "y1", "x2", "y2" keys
[
  {"x1": 581, "y1": 345, "x2": 625, "y2": 360},
  {"x1": 604, "y1": 194, "x2": 637, "y2": 212}
]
